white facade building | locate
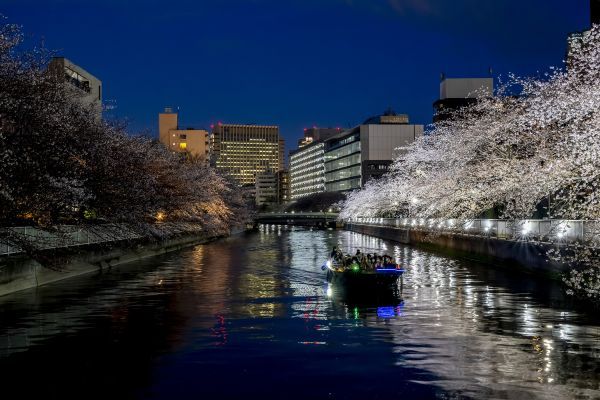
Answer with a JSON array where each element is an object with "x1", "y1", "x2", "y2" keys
[
  {"x1": 324, "y1": 114, "x2": 424, "y2": 192},
  {"x1": 289, "y1": 142, "x2": 326, "y2": 200}
]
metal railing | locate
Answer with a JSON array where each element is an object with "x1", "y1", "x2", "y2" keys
[
  {"x1": 349, "y1": 217, "x2": 597, "y2": 244},
  {"x1": 0, "y1": 222, "x2": 206, "y2": 256},
  {"x1": 256, "y1": 212, "x2": 339, "y2": 220}
]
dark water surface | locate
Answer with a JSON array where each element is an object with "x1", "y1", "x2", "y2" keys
[{"x1": 1, "y1": 227, "x2": 599, "y2": 399}]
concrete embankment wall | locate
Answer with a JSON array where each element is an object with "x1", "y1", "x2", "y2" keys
[
  {"x1": 0, "y1": 233, "x2": 217, "y2": 297},
  {"x1": 346, "y1": 223, "x2": 567, "y2": 278}
]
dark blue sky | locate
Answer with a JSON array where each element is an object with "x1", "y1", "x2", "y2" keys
[{"x1": 3, "y1": 0, "x2": 590, "y2": 149}]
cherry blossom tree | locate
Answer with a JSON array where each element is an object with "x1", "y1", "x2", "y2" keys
[
  {"x1": 0, "y1": 19, "x2": 251, "y2": 259},
  {"x1": 340, "y1": 25, "x2": 600, "y2": 299}
]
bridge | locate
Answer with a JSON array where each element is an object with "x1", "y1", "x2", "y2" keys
[{"x1": 254, "y1": 212, "x2": 340, "y2": 228}]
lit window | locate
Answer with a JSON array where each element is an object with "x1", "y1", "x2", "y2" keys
[{"x1": 179, "y1": 142, "x2": 187, "y2": 150}]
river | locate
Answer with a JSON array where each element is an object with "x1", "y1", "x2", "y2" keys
[{"x1": 0, "y1": 227, "x2": 599, "y2": 399}]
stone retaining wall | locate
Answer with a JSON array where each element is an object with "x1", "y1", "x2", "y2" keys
[{"x1": 0, "y1": 233, "x2": 216, "y2": 297}]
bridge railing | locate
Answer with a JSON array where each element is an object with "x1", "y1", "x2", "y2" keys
[
  {"x1": 256, "y1": 212, "x2": 339, "y2": 220},
  {"x1": 349, "y1": 217, "x2": 597, "y2": 244}
]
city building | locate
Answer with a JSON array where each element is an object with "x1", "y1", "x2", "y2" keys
[
  {"x1": 289, "y1": 127, "x2": 342, "y2": 200},
  {"x1": 255, "y1": 171, "x2": 278, "y2": 207},
  {"x1": 158, "y1": 108, "x2": 209, "y2": 159},
  {"x1": 567, "y1": 1, "x2": 600, "y2": 66},
  {"x1": 211, "y1": 123, "x2": 284, "y2": 186},
  {"x1": 48, "y1": 57, "x2": 102, "y2": 118},
  {"x1": 254, "y1": 169, "x2": 290, "y2": 207},
  {"x1": 277, "y1": 169, "x2": 290, "y2": 204},
  {"x1": 289, "y1": 140, "x2": 327, "y2": 200},
  {"x1": 324, "y1": 112, "x2": 424, "y2": 193},
  {"x1": 432, "y1": 77, "x2": 494, "y2": 122}
]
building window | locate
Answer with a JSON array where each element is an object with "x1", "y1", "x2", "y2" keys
[
  {"x1": 179, "y1": 142, "x2": 187, "y2": 150},
  {"x1": 180, "y1": 134, "x2": 187, "y2": 139}
]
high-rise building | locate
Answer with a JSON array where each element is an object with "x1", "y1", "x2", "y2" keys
[
  {"x1": 567, "y1": 1, "x2": 599, "y2": 66},
  {"x1": 277, "y1": 169, "x2": 290, "y2": 204},
  {"x1": 433, "y1": 77, "x2": 494, "y2": 122},
  {"x1": 289, "y1": 127, "x2": 343, "y2": 200},
  {"x1": 211, "y1": 123, "x2": 284, "y2": 186},
  {"x1": 158, "y1": 108, "x2": 209, "y2": 159},
  {"x1": 324, "y1": 112, "x2": 424, "y2": 192},
  {"x1": 48, "y1": 57, "x2": 102, "y2": 119},
  {"x1": 254, "y1": 169, "x2": 290, "y2": 207},
  {"x1": 592, "y1": 0, "x2": 600, "y2": 25},
  {"x1": 290, "y1": 141, "x2": 327, "y2": 200},
  {"x1": 255, "y1": 171, "x2": 278, "y2": 206}
]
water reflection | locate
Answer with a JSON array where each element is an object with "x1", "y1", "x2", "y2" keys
[{"x1": 0, "y1": 228, "x2": 598, "y2": 399}]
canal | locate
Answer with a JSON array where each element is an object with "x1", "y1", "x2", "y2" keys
[{"x1": 0, "y1": 227, "x2": 599, "y2": 399}]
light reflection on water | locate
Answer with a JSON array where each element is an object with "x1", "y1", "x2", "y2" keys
[{"x1": 0, "y1": 227, "x2": 599, "y2": 399}]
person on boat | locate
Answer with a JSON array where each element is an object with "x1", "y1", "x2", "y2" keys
[
  {"x1": 374, "y1": 258, "x2": 382, "y2": 269},
  {"x1": 344, "y1": 254, "x2": 352, "y2": 268},
  {"x1": 360, "y1": 253, "x2": 369, "y2": 270},
  {"x1": 330, "y1": 246, "x2": 337, "y2": 258}
]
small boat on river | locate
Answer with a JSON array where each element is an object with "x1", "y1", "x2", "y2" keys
[{"x1": 323, "y1": 259, "x2": 405, "y2": 291}]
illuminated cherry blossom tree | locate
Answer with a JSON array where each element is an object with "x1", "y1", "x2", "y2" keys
[
  {"x1": 0, "y1": 19, "x2": 251, "y2": 258},
  {"x1": 340, "y1": 25, "x2": 600, "y2": 299}
]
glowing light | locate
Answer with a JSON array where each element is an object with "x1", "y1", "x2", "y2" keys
[{"x1": 377, "y1": 307, "x2": 396, "y2": 319}]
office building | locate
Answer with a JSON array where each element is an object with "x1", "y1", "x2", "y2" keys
[
  {"x1": 433, "y1": 77, "x2": 494, "y2": 122},
  {"x1": 255, "y1": 171, "x2": 278, "y2": 206},
  {"x1": 592, "y1": 0, "x2": 600, "y2": 24},
  {"x1": 289, "y1": 127, "x2": 342, "y2": 200},
  {"x1": 290, "y1": 140, "x2": 327, "y2": 200},
  {"x1": 48, "y1": 57, "x2": 102, "y2": 118},
  {"x1": 158, "y1": 108, "x2": 209, "y2": 159},
  {"x1": 277, "y1": 169, "x2": 290, "y2": 204},
  {"x1": 567, "y1": 1, "x2": 600, "y2": 66},
  {"x1": 324, "y1": 112, "x2": 424, "y2": 192},
  {"x1": 255, "y1": 169, "x2": 290, "y2": 207},
  {"x1": 211, "y1": 123, "x2": 284, "y2": 186}
]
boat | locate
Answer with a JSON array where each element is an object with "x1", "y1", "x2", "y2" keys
[{"x1": 323, "y1": 259, "x2": 405, "y2": 291}]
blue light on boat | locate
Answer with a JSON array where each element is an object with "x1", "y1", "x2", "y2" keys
[{"x1": 377, "y1": 306, "x2": 396, "y2": 319}]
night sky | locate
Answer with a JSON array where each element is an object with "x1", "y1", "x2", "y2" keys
[{"x1": 2, "y1": 0, "x2": 590, "y2": 150}]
